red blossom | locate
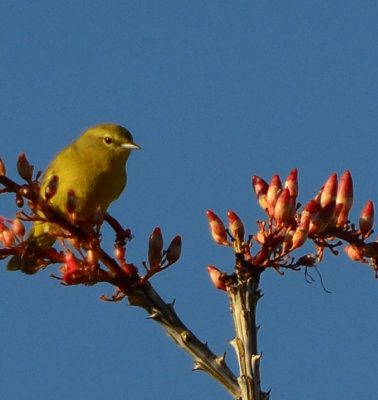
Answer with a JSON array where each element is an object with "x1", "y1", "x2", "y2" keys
[
  {"x1": 206, "y1": 210, "x2": 229, "y2": 246},
  {"x1": 207, "y1": 265, "x2": 227, "y2": 291},
  {"x1": 166, "y1": 235, "x2": 182, "y2": 266}
]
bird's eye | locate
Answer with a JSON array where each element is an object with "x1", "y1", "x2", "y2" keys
[{"x1": 104, "y1": 136, "x2": 112, "y2": 145}]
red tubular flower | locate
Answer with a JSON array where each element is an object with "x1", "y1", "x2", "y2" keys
[
  {"x1": 227, "y1": 210, "x2": 245, "y2": 242},
  {"x1": 207, "y1": 265, "x2": 227, "y2": 291},
  {"x1": 359, "y1": 200, "x2": 374, "y2": 237},
  {"x1": 266, "y1": 174, "x2": 282, "y2": 216},
  {"x1": 284, "y1": 168, "x2": 298, "y2": 204},
  {"x1": 320, "y1": 173, "x2": 337, "y2": 207},
  {"x1": 206, "y1": 210, "x2": 229, "y2": 246},
  {"x1": 166, "y1": 235, "x2": 182, "y2": 265},
  {"x1": 252, "y1": 175, "x2": 269, "y2": 210},
  {"x1": 148, "y1": 227, "x2": 163, "y2": 268},
  {"x1": 336, "y1": 170, "x2": 354, "y2": 226},
  {"x1": 17, "y1": 153, "x2": 34, "y2": 182},
  {"x1": 273, "y1": 188, "x2": 294, "y2": 225}
]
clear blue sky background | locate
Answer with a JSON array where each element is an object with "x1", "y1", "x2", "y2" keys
[{"x1": 1, "y1": 2, "x2": 377, "y2": 399}]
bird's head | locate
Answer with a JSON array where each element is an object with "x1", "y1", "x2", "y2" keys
[{"x1": 78, "y1": 123, "x2": 141, "y2": 162}]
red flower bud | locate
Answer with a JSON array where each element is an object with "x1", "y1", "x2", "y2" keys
[
  {"x1": 17, "y1": 153, "x2": 34, "y2": 182},
  {"x1": 148, "y1": 227, "x2": 163, "y2": 268},
  {"x1": 309, "y1": 200, "x2": 336, "y2": 234},
  {"x1": 291, "y1": 217, "x2": 310, "y2": 250},
  {"x1": 283, "y1": 230, "x2": 294, "y2": 252},
  {"x1": 266, "y1": 174, "x2": 282, "y2": 216},
  {"x1": 12, "y1": 218, "x2": 25, "y2": 239},
  {"x1": 273, "y1": 188, "x2": 294, "y2": 225},
  {"x1": 45, "y1": 175, "x2": 59, "y2": 201},
  {"x1": 206, "y1": 210, "x2": 229, "y2": 246},
  {"x1": 207, "y1": 265, "x2": 227, "y2": 291},
  {"x1": 252, "y1": 175, "x2": 269, "y2": 211},
  {"x1": 227, "y1": 210, "x2": 245, "y2": 242},
  {"x1": 336, "y1": 170, "x2": 353, "y2": 226},
  {"x1": 301, "y1": 199, "x2": 318, "y2": 222},
  {"x1": 320, "y1": 173, "x2": 337, "y2": 207},
  {"x1": 166, "y1": 235, "x2": 182, "y2": 266},
  {"x1": 359, "y1": 200, "x2": 374, "y2": 237},
  {"x1": 0, "y1": 157, "x2": 6, "y2": 176},
  {"x1": 284, "y1": 168, "x2": 298, "y2": 204},
  {"x1": 344, "y1": 245, "x2": 362, "y2": 261},
  {"x1": 1, "y1": 229, "x2": 15, "y2": 247}
]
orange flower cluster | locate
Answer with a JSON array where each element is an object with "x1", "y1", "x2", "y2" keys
[{"x1": 206, "y1": 169, "x2": 377, "y2": 290}]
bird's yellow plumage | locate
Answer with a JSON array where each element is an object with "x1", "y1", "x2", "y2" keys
[{"x1": 7, "y1": 123, "x2": 140, "y2": 273}]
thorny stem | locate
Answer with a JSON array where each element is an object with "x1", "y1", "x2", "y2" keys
[
  {"x1": 228, "y1": 277, "x2": 270, "y2": 400},
  {"x1": 127, "y1": 281, "x2": 241, "y2": 399}
]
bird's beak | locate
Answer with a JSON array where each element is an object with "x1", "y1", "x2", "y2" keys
[{"x1": 122, "y1": 142, "x2": 141, "y2": 150}]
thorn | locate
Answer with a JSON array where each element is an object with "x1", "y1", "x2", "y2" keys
[
  {"x1": 180, "y1": 330, "x2": 191, "y2": 343},
  {"x1": 203, "y1": 341, "x2": 211, "y2": 351},
  {"x1": 252, "y1": 353, "x2": 262, "y2": 361},
  {"x1": 170, "y1": 298, "x2": 176, "y2": 306},
  {"x1": 215, "y1": 352, "x2": 227, "y2": 366},
  {"x1": 229, "y1": 337, "x2": 241, "y2": 353},
  {"x1": 148, "y1": 312, "x2": 159, "y2": 320},
  {"x1": 192, "y1": 361, "x2": 203, "y2": 372},
  {"x1": 262, "y1": 389, "x2": 272, "y2": 399}
]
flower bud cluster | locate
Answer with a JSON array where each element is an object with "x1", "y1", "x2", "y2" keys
[
  {"x1": 0, "y1": 217, "x2": 25, "y2": 248},
  {"x1": 144, "y1": 227, "x2": 182, "y2": 279},
  {"x1": 252, "y1": 169, "x2": 298, "y2": 227},
  {"x1": 206, "y1": 169, "x2": 377, "y2": 289}
]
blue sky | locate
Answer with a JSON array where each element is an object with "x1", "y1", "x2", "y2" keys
[{"x1": 1, "y1": 1, "x2": 377, "y2": 399}]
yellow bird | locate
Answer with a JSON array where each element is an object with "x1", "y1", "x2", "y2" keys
[{"x1": 7, "y1": 123, "x2": 140, "y2": 273}]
